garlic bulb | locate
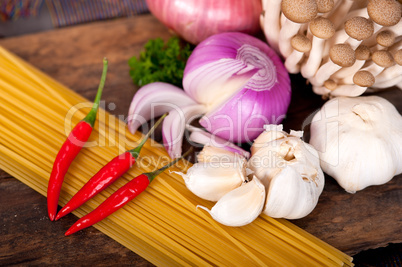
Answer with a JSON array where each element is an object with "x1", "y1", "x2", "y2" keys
[
  {"x1": 248, "y1": 125, "x2": 325, "y2": 219},
  {"x1": 309, "y1": 95, "x2": 402, "y2": 193},
  {"x1": 197, "y1": 177, "x2": 266, "y2": 227},
  {"x1": 175, "y1": 146, "x2": 247, "y2": 202}
]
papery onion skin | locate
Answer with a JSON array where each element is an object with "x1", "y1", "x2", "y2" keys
[
  {"x1": 146, "y1": 0, "x2": 262, "y2": 44},
  {"x1": 183, "y1": 32, "x2": 292, "y2": 143}
]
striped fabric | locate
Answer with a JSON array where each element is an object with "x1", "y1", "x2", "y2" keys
[
  {"x1": 45, "y1": 0, "x2": 149, "y2": 27},
  {"x1": 0, "y1": 0, "x2": 44, "y2": 21}
]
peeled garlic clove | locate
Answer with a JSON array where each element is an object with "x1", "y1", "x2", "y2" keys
[
  {"x1": 198, "y1": 177, "x2": 266, "y2": 227},
  {"x1": 309, "y1": 96, "x2": 402, "y2": 193},
  {"x1": 176, "y1": 159, "x2": 247, "y2": 202},
  {"x1": 263, "y1": 164, "x2": 324, "y2": 219}
]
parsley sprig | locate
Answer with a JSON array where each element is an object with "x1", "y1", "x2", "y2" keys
[{"x1": 128, "y1": 36, "x2": 193, "y2": 88}]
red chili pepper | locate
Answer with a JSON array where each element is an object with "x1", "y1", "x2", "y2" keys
[
  {"x1": 55, "y1": 113, "x2": 168, "y2": 221},
  {"x1": 64, "y1": 148, "x2": 191, "y2": 236},
  {"x1": 47, "y1": 58, "x2": 108, "y2": 221}
]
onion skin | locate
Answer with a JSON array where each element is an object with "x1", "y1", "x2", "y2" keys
[
  {"x1": 183, "y1": 32, "x2": 291, "y2": 143},
  {"x1": 146, "y1": 0, "x2": 262, "y2": 44}
]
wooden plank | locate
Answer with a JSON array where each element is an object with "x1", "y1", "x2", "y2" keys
[{"x1": 0, "y1": 14, "x2": 401, "y2": 265}]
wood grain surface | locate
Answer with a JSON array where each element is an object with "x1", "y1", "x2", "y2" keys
[{"x1": 0, "y1": 14, "x2": 401, "y2": 265}]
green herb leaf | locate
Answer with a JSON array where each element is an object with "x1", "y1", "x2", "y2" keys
[{"x1": 128, "y1": 36, "x2": 193, "y2": 88}]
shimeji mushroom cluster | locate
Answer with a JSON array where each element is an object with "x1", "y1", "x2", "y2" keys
[{"x1": 260, "y1": 0, "x2": 402, "y2": 97}]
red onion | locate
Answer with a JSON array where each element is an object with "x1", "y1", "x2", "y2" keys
[
  {"x1": 183, "y1": 32, "x2": 291, "y2": 144},
  {"x1": 146, "y1": 0, "x2": 262, "y2": 44},
  {"x1": 128, "y1": 32, "x2": 291, "y2": 158}
]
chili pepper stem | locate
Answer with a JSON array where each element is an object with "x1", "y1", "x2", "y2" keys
[
  {"x1": 129, "y1": 113, "x2": 168, "y2": 159},
  {"x1": 145, "y1": 147, "x2": 193, "y2": 182},
  {"x1": 82, "y1": 58, "x2": 108, "y2": 127}
]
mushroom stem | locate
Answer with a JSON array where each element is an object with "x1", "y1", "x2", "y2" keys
[
  {"x1": 285, "y1": 34, "x2": 312, "y2": 73},
  {"x1": 372, "y1": 65, "x2": 402, "y2": 86},
  {"x1": 261, "y1": 0, "x2": 282, "y2": 53},
  {"x1": 332, "y1": 44, "x2": 371, "y2": 84},
  {"x1": 329, "y1": 84, "x2": 368, "y2": 97},
  {"x1": 373, "y1": 73, "x2": 402, "y2": 89},
  {"x1": 362, "y1": 20, "x2": 402, "y2": 48},
  {"x1": 301, "y1": 17, "x2": 335, "y2": 78},
  {"x1": 334, "y1": 60, "x2": 367, "y2": 84},
  {"x1": 312, "y1": 85, "x2": 332, "y2": 96},
  {"x1": 285, "y1": 50, "x2": 305, "y2": 74},
  {"x1": 311, "y1": 43, "x2": 356, "y2": 85},
  {"x1": 279, "y1": 0, "x2": 319, "y2": 57},
  {"x1": 301, "y1": 37, "x2": 326, "y2": 78},
  {"x1": 372, "y1": 48, "x2": 402, "y2": 86},
  {"x1": 279, "y1": 19, "x2": 304, "y2": 57},
  {"x1": 328, "y1": 0, "x2": 355, "y2": 29},
  {"x1": 310, "y1": 60, "x2": 342, "y2": 86}
]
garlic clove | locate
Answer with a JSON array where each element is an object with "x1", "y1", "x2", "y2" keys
[
  {"x1": 176, "y1": 159, "x2": 247, "y2": 202},
  {"x1": 250, "y1": 124, "x2": 287, "y2": 155},
  {"x1": 248, "y1": 124, "x2": 325, "y2": 219},
  {"x1": 263, "y1": 164, "x2": 324, "y2": 219},
  {"x1": 197, "y1": 177, "x2": 266, "y2": 227},
  {"x1": 188, "y1": 128, "x2": 250, "y2": 159},
  {"x1": 197, "y1": 146, "x2": 246, "y2": 164},
  {"x1": 309, "y1": 96, "x2": 402, "y2": 193}
]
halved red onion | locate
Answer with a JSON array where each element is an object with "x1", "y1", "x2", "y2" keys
[
  {"x1": 127, "y1": 82, "x2": 197, "y2": 133},
  {"x1": 161, "y1": 104, "x2": 207, "y2": 158},
  {"x1": 183, "y1": 32, "x2": 291, "y2": 143},
  {"x1": 128, "y1": 32, "x2": 291, "y2": 158}
]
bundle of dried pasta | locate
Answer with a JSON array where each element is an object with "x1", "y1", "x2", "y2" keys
[
  {"x1": 261, "y1": 0, "x2": 402, "y2": 98},
  {"x1": 0, "y1": 46, "x2": 353, "y2": 266}
]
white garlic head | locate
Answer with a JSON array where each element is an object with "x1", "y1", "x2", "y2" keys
[
  {"x1": 197, "y1": 177, "x2": 266, "y2": 227},
  {"x1": 248, "y1": 125, "x2": 325, "y2": 219},
  {"x1": 309, "y1": 96, "x2": 402, "y2": 193},
  {"x1": 176, "y1": 146, "x2": 247, "y2": 202}
]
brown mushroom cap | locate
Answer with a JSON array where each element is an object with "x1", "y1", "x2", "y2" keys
[
  {"x1": 353, "y1": 71, "x2": 375, "y2": 87},
  {"x1": 281, "y1": 0, "x2": 318, "y2": 23},
  {"x1": 372, "y1": 50, "x2": 395, "y2": 67},
  {"x1": 367, "y1": 0, "x2": 402, "y2": 26},
  {"x1": 310, "y1": 17, "x2": 336, "y2": 39},
  {"x1": 316, "y1": 0, "x2": 334, "y2": 13},
  {"x1": 394, "y1": 49, "x2": 402, "y2": 65},
  {"x1": 291, "y1": 34, "x2": 313, "y2": 52},
  {"x1": 376, "y1": 30, "x2": 395, "y2": 47},
  {"x1": 324, "y1": 79, "x2": 337, "y2": 90},
  {"x1": 329, "y1": 44, "x2": 356, "y2": 67},
  {"x1": 355, "y1": 45, "x2": 372, "y2": 60},
  {"x1": 344, "y1": 17, "x2": 374, "y2": 40}
]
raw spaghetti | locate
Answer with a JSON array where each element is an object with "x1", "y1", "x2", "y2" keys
[{"x1": 0, "y1": 46, "x2": 353, "y2": 266}]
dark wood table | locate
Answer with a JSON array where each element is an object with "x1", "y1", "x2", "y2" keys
[{"x1": 0, "y1": 14, "x2": 401, "y2": 265}]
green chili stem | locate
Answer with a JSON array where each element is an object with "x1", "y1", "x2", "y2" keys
[
  {"x1": 129, "y1": 112, "x2": 169, "y2": 159},
  {"x1": 146, "y1": 147, "x2": 193, "y2": 182},
  {"x1": 83, "y1": 58, "x2": 108, "y2": 127}
]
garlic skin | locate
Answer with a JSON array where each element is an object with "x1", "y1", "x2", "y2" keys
[
  {"x1": 248, "y1": 125, "x2": 325, "y2": 219},
  {"x1": 197, "y1": 177, "x2": 266, "y2": 227},
  {"x1": 309, "y1": 96, "x2": 402, "y2": 193},
  {"x1": 176, "y1": 146, "x2": 247, "y2": 202}
]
